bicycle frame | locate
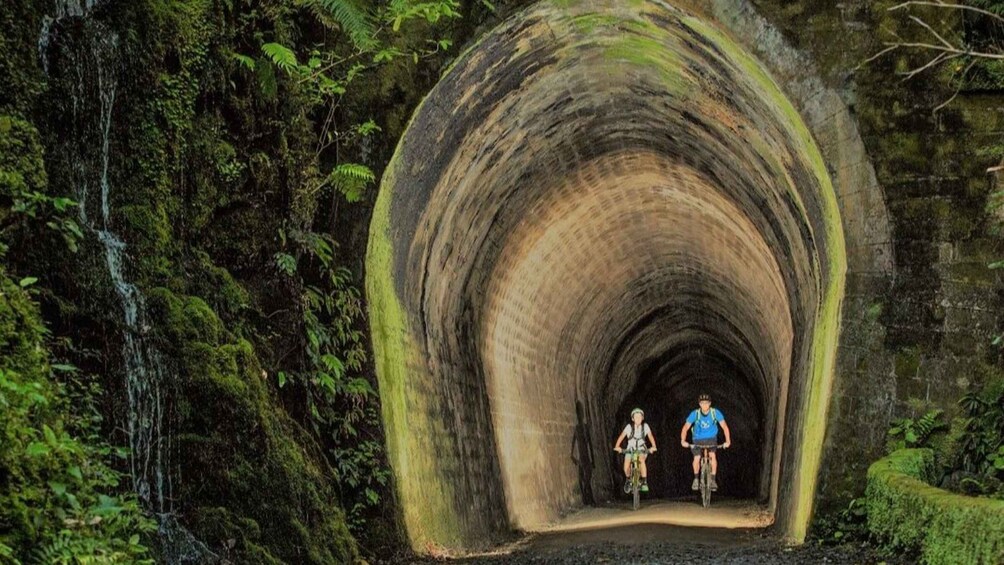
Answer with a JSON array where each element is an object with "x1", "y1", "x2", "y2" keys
[
  {"x1": 619, "y1": 448, "x2": 649, "y2": 511},
  {"x1": 690, "y1": 443, "x2": 725, "y2": 508}
]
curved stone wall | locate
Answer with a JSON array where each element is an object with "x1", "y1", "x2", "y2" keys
[{"x1": 366, "y1": 0, "x2": 890, "y2": 551}]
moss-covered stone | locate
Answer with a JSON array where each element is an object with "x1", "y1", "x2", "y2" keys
[
  {"x1": 867, "y1": 449, "x2": 1004, "y2": 564},
  {"x1": 148, "y1": 287, "x2": 359, "y2": 563}
]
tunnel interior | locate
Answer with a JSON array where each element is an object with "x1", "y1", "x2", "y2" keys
[
  {"x1": 616, "y1": 346, "x2": 764, "y2": 501},
  {"x1": 366, "y1": 0, "x2": 846, "y2": 551}
]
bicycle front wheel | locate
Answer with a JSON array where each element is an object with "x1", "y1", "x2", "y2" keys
[{"x1": 701, "y1": 461, "x2": 711, "y2": 508}]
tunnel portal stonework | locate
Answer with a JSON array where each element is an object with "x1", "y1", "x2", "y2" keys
[{"x1": 366, "y1": 0, "x2": 1000, "y2": 553}]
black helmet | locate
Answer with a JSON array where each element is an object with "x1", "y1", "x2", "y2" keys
[{"x1": 698, "y1": 393, "x2": 711, "y2": 402}]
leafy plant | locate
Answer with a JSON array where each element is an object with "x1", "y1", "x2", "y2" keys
[
  {"x1": 886, "y1": 409, "x2": 948, "y2": 452},
  {"x1": 956, "y1": 385, "x2": 1004, "y2": 478},
  {"x1": 327, "y1": 162, "x2": 376, "y2": 203},
  {"x1": 240, "y1": 0, "x2": 462, "y2": 536},
  {"x1": 272, "y1": 226, "x2": 383, "y2": 531},
  {"x1": 813, "y1": 497, "x2": 870, "y2": 545},
  {"x1": 0, "y1": 275, "x2": 155, "y2": 563}
]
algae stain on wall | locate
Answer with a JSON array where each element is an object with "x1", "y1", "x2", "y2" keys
[{"x1": 366, "y1": 154, "x2": 464, "y2": 551}]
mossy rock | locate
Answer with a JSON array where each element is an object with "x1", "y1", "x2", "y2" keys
[
  {"x1": 867, "y1": 448, "x2": 1004, "y2": 564},
  {"x1": 149, "y1": 287, "x2": 359, "y2": 563}
]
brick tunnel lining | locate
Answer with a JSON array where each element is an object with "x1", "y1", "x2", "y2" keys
[
  {"x1": 367, "y1": 0, "x2": 847, "y2": 550},
  {"x1": 479, "y1": 154, "x2": 791, "y2": 526}
]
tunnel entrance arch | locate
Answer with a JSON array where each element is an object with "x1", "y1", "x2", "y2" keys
[{"x1": 366, "y1": 0, "x2": 890, "y2": 552}]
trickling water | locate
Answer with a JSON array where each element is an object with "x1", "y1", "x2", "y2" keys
[
  {"x1": 39, "y1": 0, "x2": 101, "y2": 75},
  {"x1": 43, "y1": 7, "x2": 216, "y2": 564}
]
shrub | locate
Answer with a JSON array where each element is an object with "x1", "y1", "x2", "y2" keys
[{"x1": 867, "y1": 448, "x2": 1004, "y2": 564}]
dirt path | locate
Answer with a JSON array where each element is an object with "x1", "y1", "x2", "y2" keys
[
  {"x1": 539, "y1": 498, "x2": 774, "y2": 532},
  {"x1": 398, "y1": 498, "x2": 906, "y2": 564}
]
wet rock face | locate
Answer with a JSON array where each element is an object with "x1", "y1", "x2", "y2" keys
[{"x1": 369, "y1": 0, "x2": 999, "y2": 553}]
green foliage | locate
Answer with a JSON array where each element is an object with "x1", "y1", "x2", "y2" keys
[
  {"x1": 273, "y1": 227, "x2": 386, "y2": 531},
  {"x1": 298, "y1": 0, "x2": 378, "y2": 52},
  {"x1": 238, "y1": 3, "x2": 461, "y2": 536},
  {"x1": 955, "y1": 381, "x2": 1004, "y2": 480},
  {"x1": 0, "y1": 270, "x2": 155, "y2": 563},
  {"x1": 0, "y1": 115, "x2": 82, "y2": 255},
  {"x1": 866, "y1": 449, "x2": 1004, "y2": 564},
  {"x1": 147, "y1": 287, "x2": 359, "y2": 563},
  {"x1": 261, "y1": 43, "x2": 299, "y2": 74},
  {"x1": 811, "y1": 496, "x2": 870, "y2": 546},
  {"x1": 327, "y1": 162, "x2": 376, "y2": 203},
  {"x1": 886, "y1": 409, "x2": 948, "y2": 452}
]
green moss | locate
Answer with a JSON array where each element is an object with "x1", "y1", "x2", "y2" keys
[
  {"x1": 117, "y1": 203, "x2": 175, "y2": 281},
  {"x1": 867, "y1": 449, "x2": 1004, "y2": 564},
  {"x1": 0, "y1": 115, "x2": 47, "y2": 197},
  {"x1": 188, "y1": 250, "x2": 250, "y2": 323},
  {"x1": 148, "y1": 288, "x2": 223, "y2": 345},
  {"x1": 187, "y1": 507, "x2": 282, "y2": 565},
  {"x1": 600, "y1": 33, "x2": 685, "y2": 91},
  {"x1": 570, "y1": 13, "x2": 621, "y2": 34},
  {"x1": 895, "y1": 347, "x2": 921, "y2": 380},
  {"x1": 866, "y1": 302, "x2": 884, "y2": 322},
  {"x1": 366, "y1": 141, "x2": 463, "y2": 551},
  {"x1": 0, "y1": 0, "x2": 44, "y2": 114},
  {"x1": 151, "y1": 286, "x2": 359, "y2": 563}
]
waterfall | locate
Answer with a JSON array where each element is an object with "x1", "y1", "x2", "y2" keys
[
  {"x1": 41, "y1": 4, "x2": 216, "y2": 563},
  {"x1": 38, "y1": 0, "x2": 101, "y2": 75}
]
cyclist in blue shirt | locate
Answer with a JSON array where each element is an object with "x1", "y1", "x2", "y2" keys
[{"x1": 680, "y1": 393, "x2": 731, "y2": 491}]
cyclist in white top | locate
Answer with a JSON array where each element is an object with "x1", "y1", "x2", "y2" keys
[{"x1": 613, "y1": 408, "x2": 658, "y2": 493}]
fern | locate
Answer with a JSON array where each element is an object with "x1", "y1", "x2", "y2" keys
[
  {"x1": 261, "y1": 43, "x2": 298, "y2": 74},
  {"x1": 31, "y1": 533, "x2": 78, "y2": 564},
  {"x1": 887, "y1": 409, "x2": 947, "y2": 451},
  {"x1": 231, "y1": 52, "x2": 256, "y2": 71},
  {"x1": 327, "y1": 163, "x2": 375, "y2": 203},
  {"x1": 915, "y1": 409, "x2": 947, "y2": 444},
  {"x1": 298, "y1": 0, "x2": 377, "y2": 51}
]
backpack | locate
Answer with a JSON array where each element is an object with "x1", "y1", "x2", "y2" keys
[
  {"x1": 627, "y1": 423, "x2": 649, "y2": 448},
  {"x1": 690, "y1": 408, "x2": 718, "y2": 426}
]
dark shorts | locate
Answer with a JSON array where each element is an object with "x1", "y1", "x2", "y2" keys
[{"x1": 690, "y1": 438, "x2": 717, "y2": 456}]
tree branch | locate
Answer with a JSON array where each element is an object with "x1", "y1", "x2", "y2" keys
[{"x1": 890, "y1": 1, "x2": 1004, "y2": 28}]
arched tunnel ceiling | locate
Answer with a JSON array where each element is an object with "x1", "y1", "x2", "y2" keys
[{"x1": 366, "y1": 0, "x2": 869, "y2": 552}]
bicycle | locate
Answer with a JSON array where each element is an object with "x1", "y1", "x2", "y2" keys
[
  {"x1": 684, "y1": 442, "x2": 725, "y2": 508},
  {"x1": 614, "y1": 446, "x2": 654, "y2": 510}
]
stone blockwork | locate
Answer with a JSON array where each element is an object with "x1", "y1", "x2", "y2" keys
[
  {"x1": 742, "y1": 0, "x2": 1004, "y2": 516},
  {"x1": 366, "y1": 0, "x2": 1002, "y2": 553}
]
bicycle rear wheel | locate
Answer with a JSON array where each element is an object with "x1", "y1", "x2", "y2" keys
[{"x1": 631, "y1": 464, "x2": 640, "y2": 510}]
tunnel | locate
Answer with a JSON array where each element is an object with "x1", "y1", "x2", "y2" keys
[{"x1": 366, "y1": 0, "x2": 850, "y2": 552}]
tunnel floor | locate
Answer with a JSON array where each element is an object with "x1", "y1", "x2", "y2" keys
[
  {"x1": 402, "y1": 519, "x2": 907, "y2": 565},
  {"x1": 537, "y1": 499, "x2": 773, "y2": 533},
  {"x1": 403, "y1": 518, "x2": 906, "y2": 565}
]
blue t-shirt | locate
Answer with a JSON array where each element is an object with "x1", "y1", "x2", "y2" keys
[{"x1": 687, "y1": 408, "x2": 724, "y2": 441}]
